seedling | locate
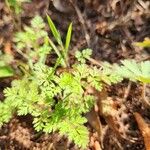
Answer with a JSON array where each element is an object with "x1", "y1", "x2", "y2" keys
[
  {"x1": 0, "y1": 15, "x2": 150, "y2": 149},
  {"x1": 14, "y1": 15, "x2": 51, "y2": 68},
  {"x1": 47, "y1": 15, "x2": 72, "y2": 67}
]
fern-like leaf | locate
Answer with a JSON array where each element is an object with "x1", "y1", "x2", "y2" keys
[{"x1": 116, "y1": 60, "x2": 150, "y2": 83}]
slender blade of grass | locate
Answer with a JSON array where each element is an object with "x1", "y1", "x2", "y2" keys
[
  {"x1": 46, "y1": 14, "x2": 62, "y2": 45},
  {"x1": 48, "y1": 38, "x2": 66, "y2": 67},
  {"x1": 65, "y1": 23, "x2": 72, "y2": 52}
]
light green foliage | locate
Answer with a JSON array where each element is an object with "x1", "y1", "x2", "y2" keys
[
  {"x1": 65, "y1": 23, "x2": 72, "y2": 53},
  {"x1": 14, "y1": 16, "x2": 51, "y2": 65},
  {"x1": 132, "y1": 38, "x2": 150, "y2": 83},
  {"x1": 75, "y1": 50, "x2": 123, "y2": 88},
  {"x1": 47, "y1": 15, "x2": 72, "y2": 67},
  {"x1": 47, "y1": 15, "x2": 63, "y2": 46},
  {"x1": 116, "y1": 59, "x2": 150, "y2": 83},
  {"x1": 1, "y1": 48, "x2": 124, "y2": 148},
  {"x1": 75, "y1": 48, "x2": 92, "y2": 63},
  {"x1": 0, "y1": 51, "x2": 14, "y2": 78},
  {"x1": 1, "y1": 60, "x2": 94, "y2": 149},
  {"x1": 73, "y1": 63, "x2": 123, "y2": 91},
  {"x1": 5, "y1": 0, "x2": 30, "y2": 14},
  {"x1": 135, "y1": 38, "x2": 150, "y2": 48},
  {"x1": 0, "y1": 66, "x2": 13, "y2": 78},
  {"x1": 1, "y1": 15, "x2": 150, "y2": 149},
  {"x1": 100, "y1": 62, "x2": 123, "y2": 85},
  {"x1": 0, "y1": 100, "x2": 13, "y2": 127}
]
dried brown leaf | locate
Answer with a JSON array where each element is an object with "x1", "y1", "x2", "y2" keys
[
  {"x1": 85, "y1": 108, "x2": 102, "y2": 139},
  {"x1": 134, "y1": 112, "x2": 150, "y2": 150}
]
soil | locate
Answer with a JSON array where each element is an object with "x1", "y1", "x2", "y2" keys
[{"x1": 0, "y1": 0, "x2": 150, "y2": 150}]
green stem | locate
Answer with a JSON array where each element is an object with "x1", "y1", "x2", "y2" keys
[{"x1": 48, "y1": 38, "x2": 66, "y2": 67}]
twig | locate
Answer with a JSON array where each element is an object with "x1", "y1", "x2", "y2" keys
[
  {"x1": 69, "y1": 0, "x2": 90, "y2": 47},
  {"x1": 141, "y1": 83, "x2": 150, "y2": 107},
  {"x1": 70, "y1": 50, "x2": 103, "y2": 67},
  {"x1": 122, "y1": 81, "x2": 132, "y2": 103},
  {"x1": 87, "y1": 58, "x2": 103, "y2": 67},
  {"x1": 71, "y1": 39, "x2": 86, "y2": 53},
  {"x1": 139, "y1": 56, "x2": 150, "y2": 62},
  {"x1": 113, "y1": 136, "x2": 124, "y2": 150},
  {"x1": 101, "y1": 125, "x2": 109, "y2": 148}
]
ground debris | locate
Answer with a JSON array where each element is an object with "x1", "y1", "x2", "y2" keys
[{"x1": 134, "y1": 112, "x2": 150, "y2": 150}]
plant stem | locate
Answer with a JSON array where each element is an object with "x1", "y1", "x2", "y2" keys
[{"x1": 48, "y1": 38, "x2": 67, "y2": 68}]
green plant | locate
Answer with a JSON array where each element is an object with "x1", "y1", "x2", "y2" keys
[
  {"x1": 1, "y1": 52, "x2": 123, "y2": 148},
  {"x1": 0, "y1": 51, "x2": 14, "y2": 78},
  {"x1": 14, "y1": 15, "x2": 51, "y2": 68},
  {"x1": 116, "y1": 59, "x2": 150, "y2": 83},
  {"x1": 0, "y1": 15, "x2": 150, "y2": 149},
  {"x1": 47, "y1": 15, "x2": 72, "y2": 67},
  {"x1": 135, "y1": 38, "x2": 150, "y2": 48},
  {"x1": 5, "y1": 0, "x2": 31, "y2": 14},
  {"x1": 75, "y1": 48, "x2": 92, "y2": 63},
  {"x1": 118, "y1": 40, "x2": 150, "y2": 107}
]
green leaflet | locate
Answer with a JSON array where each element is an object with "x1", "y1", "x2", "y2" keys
[
  {"x1": 47, "y1": 15, "x2": 72, "y2": 67},
  {"x1": 0, "y1": 66, "x2": 14, "y2": 78},
  {"x1": 135, "y1": 38, "x2": 150, "y2": 48},
  {"x1": 75, "y1": 48, "x2": 92, "y2": 63},
  {"x1": 116, "y1": 60, "x2": 150, "y2": 83},
  {"x1": 1, "y1": 62, "x2": 95, "y2": 149},
  {"x1": 47, "y1": 14, "x2": 62, "y2": 45},
  {"x1": 65, "y1": 23, "x2": 72, "y2": 52},
  {"x1": 14, "y1": 15, "x2": 50, "y2": 67},
  {"x1": 0, "y1": 53, "x2": 14, "y2": 78}
]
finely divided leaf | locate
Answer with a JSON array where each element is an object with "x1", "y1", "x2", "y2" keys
[
  {"x1": 117, "y1": 60, "x2": 150, "y2": 83},
  {"x1": 121, "y1": 60, "x2": 141, "y2": 76}
]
